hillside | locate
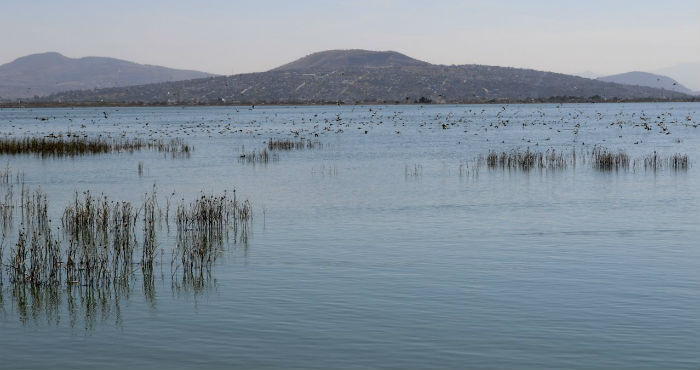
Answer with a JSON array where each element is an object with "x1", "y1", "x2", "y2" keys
[
  {"x1": 273, "y1": 49, "x2": 430, "y2": 71},
  {"x1": 597, "y1": 71, "x2": 695, "y2": 95},
  {"x1": 653, "y1": 62, "x2": 700, "y2": 92},
  {"x1": 34, "y1": 50, "x2": 695, "y2": 105},
  {"x1": 0, "y1": 52, "x2": 216, "y2": 99}
]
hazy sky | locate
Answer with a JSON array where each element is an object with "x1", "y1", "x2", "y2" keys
[{"x1": 1, "y1": 0, "x2": 698, "y2": 76}]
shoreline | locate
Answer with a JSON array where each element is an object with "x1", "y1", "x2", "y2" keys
[{"x1": 1, "y1": 97, "x2": 698, "y2": 109}]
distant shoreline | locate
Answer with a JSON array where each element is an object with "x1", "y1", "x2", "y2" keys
[{"x1": 1, "y1": 97, "x2": 698, "y2": 109}]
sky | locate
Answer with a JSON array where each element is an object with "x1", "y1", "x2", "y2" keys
[{"x1": 1, "y1": 0, "x2": 698, "y2": 77}]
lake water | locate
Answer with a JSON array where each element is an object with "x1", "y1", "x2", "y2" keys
[{"x1": 0, "y1": 103, "x2": 698, "y2": 369}]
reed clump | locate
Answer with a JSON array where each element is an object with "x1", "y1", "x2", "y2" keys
[
  {"x1": 239, "y1": 148, "x2": 278, "y2": 164},
  {"x1": 0, "y1": 165, "x2": 18, "y2": 231},
  {"x1": 267, "y1": 138, "x2": 322, "y2": 151},
  {"x1": 670, "y1": 153, "x2": 689, "y2": 170},
  {"x1": 0, "y1": 136, "x2": 192, "y2": 157},
  {"x1": 8, "y1": 188, "x2": 62, "y2": 286},
  {"x1": 2, "y1": 187, "x2": 254, "y2": 288},
  {"x1": 486, "y1": 149, "x2": 568, "y2": 170},
  {"x1": 636, "y1": 152, "x2": 689, "y2": 171},
  {"x1": 592, "y1": 147, "x2": 629, "y2": 171},
  {"x1": 62, "y1": 191, "x2": 136, "y2": 287},
  {"x1": 175, "y1": 190, "x2": 251, "y2": 277}
]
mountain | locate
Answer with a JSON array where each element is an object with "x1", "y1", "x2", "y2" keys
[
  {"x1": 34, "y1": 50, "x2": 694, "y2": 105},
  {"x1": 0, "y1": 52, "x2": 216, "y2": 99},
  {"x1": 272, "y1": 49, "x2": 430, "y2": 71},
  {"x1": 597, "y1": 71, "x2": 695, "y2": 95},
  {"x1": 652, "y1": 62, "x2": 700, "y2": 92}
]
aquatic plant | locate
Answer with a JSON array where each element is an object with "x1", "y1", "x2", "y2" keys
[
  {"x1": 0, "y1": 136, "x2": 191, "y2": 157},
  {"x1": 174, "y1": 190, "x2": 251, "y2": 278},
  {"x1": 636, "y1": 152, "x2": 689, "y2": 171},
  {"x1": 591, "y1": 147, "x2": 629, "y2": 171},
  {"x1": 267, "y1": 138, "x2": 322, "y2": 151},
  {"x1": 486, "y1": 148, "x2": 568, "y2": 170},
  {"x1": 239, "y1": 148, "x2": 278, "y2": 164}
]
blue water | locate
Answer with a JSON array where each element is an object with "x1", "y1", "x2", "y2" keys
[{"x1": 0, "y1": 103, "x2": 698, "y2": 369}]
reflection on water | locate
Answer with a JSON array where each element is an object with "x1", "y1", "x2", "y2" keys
[{"x1": 2, "y1": 267, "x2": 220, "y2": 330}]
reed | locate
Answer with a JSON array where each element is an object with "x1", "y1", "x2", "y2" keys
[
  {"x1": 141, "y1": 189, "x2": 157, "y2": 273},
  {"x1": 0, "y1": 169, "x2": 14, "y2": 231},
  {"x1": 175, "y1": 190, "x2": 251, "y2": 278},
  {"x1": 592, "y1": 147, "x2": 629, "y2": 171},
  {"x1": 8, "y1": 188, "x2": 61, "y2": 286},
  {"x1": 267, "y1": 138, "x2": 322, "y2": 151},
  {"x1": 670, "y1": 153, "x2": 689, "y2": 170},
  {"x1": 486, "y1": 148, "x2": 568, "y2": 170},
  {"x1": 239, "y1": 148, "x2": 278, "y2": 164},
  {"x1": 405, "y1": 164, "x2": 423, "y2": 178},
  {"x1": 637, "y1": 152, "x2": 689, "y2": 171},
  {"x1": 0, "y1": 136, "x2": 192, "y2": 157},
  {"x1": 62, "y1": 191, "x2": 137, "y2": 287}
]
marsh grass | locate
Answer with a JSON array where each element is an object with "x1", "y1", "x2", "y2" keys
[
  {"x1": 592, "y1": 147, "x2": 630, "y2": 171},
  {"x1": 267, "y1": 138, "x2": 322, "y2": 151},
  {"x1": 239, "y1": 148, "x2": 279, "y2": 164},
  {"x1": 2, "y1": 184, "x2": 251, "y2": 289},
  {"x1": 486, "y1": 149, "x2": 568, "y2": 171},
  {"x1": 0, "y1": 136, "x2": 191, "y2": 157},
  {"x1": 404, "y1": 164, "x2": 423, "y2": 178},
  {"x1": 174, "y1": 190, "x2": 251, "y2": 278},
  {"x1": 469, "y1": 147, "x2": 687, "y2": 173},
  {"x1": 636, "y1": 152, "x2": 689, "y2": 171}
]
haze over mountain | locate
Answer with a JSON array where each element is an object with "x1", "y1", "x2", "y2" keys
[
  {"x1": 574, "y1": 71, "x2": 603, "y2": 79},
  {"x1": 597, "y1": 72, "x2": 696, "y2": 95},
  {"x1": 35, "y1": 50, "x2": 695, "y2": 105},
  {"x1": 652, "y1": 62, "x2": 700, "y2": 92},
  {"x1": 0, "y1": 52, "x2": 216, "y2": 99}
]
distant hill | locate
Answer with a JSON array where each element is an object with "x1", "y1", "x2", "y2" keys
[
  {"x1": 272, "y1": 49, "x2": 430, "y2": 71},
  {"x1": 652, "y1": 62, "x2": 700, "y2": 92},
  {"x1": 0, "y1": 52, "x2": 216, "y2": 99},
  {"x1": 34, "y1": 50, "x2": 694, "y2": 105},
  {"x1": 597, "y1": 71, "x2": 695, "y2": 95}
]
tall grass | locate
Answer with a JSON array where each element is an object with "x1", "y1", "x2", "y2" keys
[
  {"x1": 1, "y1": 186, "x2": 252, "y2": 289},
  {"x1": 0, "y1": 136, "x2": 191, "y2": 157}
]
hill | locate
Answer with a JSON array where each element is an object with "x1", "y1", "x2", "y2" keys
[
  {"x1": 597, "y1": 71, "x2": 695, "y2": 95},
  {"x1": 32, "y1": 50, "x2": 695, "y2": 105},
  {"x1": 272, "y1": 49, "x2": 430, "y2": 71},
  {"x1": 0, "y1": 52, "x2": 216, "y2": 99},
  {"x1": 652, "y1": 62, "x2": 700, "y2": 92}
]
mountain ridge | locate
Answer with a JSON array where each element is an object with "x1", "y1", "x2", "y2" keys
[
  {"x1": 0, "y1": 52, "x2": 216, "y2": 99},
  {"x1": 11, "y1": 50, "x2": 697, "y2": 104},
  {"x1": 597, "y1": 71, "x2": 696, "y2": 95}
]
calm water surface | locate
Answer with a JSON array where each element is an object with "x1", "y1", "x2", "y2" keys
[{"x1": 0, "y1": 103, "x2": 698, "y2": 369}]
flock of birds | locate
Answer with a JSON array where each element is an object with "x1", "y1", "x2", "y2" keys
[{"x1": 0, "y1": 104, "x2": 697, "y2": 159}]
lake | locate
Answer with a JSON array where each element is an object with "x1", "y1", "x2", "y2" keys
[{"x1": 0, "y1": 103, "x2": 698, "y2": 369}]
